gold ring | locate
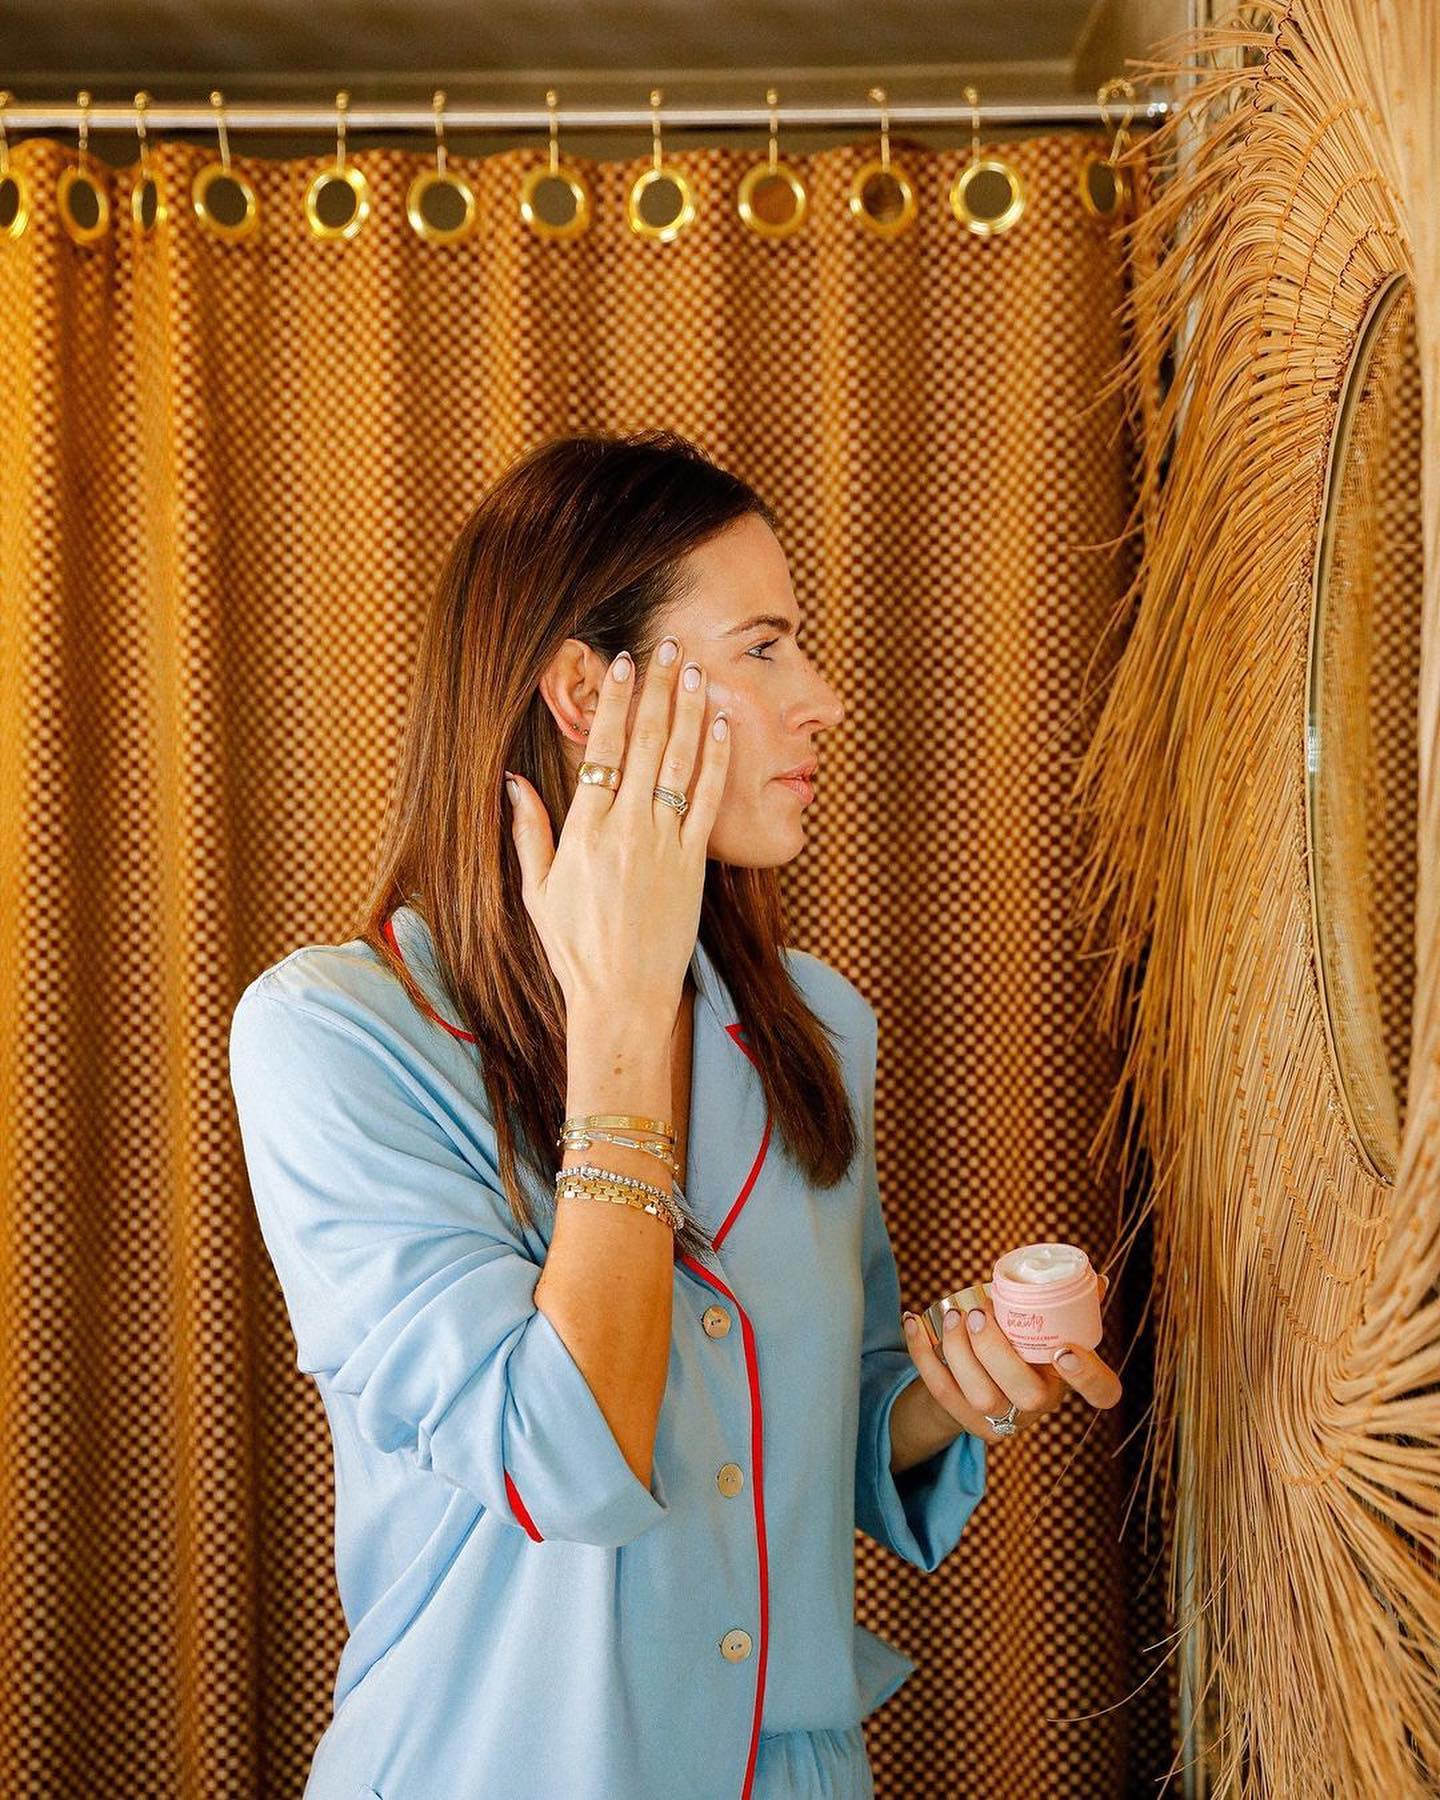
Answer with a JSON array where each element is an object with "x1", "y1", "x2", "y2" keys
[{"x1": 578, "y1": 761, "x2": 621, "y2": 790}]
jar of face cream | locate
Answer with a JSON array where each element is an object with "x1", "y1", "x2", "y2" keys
[{"x1": 988, "y1": 1241, "x2": 1102, "y2": 1363}]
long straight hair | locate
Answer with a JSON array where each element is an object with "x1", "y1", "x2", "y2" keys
[{"x1": 348, "y1": 430, "x2": 858, "y2": 1245}]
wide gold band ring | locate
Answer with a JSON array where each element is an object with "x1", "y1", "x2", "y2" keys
[{"x1": 577, "y1": 760, "x2": 621, "y2": 789}]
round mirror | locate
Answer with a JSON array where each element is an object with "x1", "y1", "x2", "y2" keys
[{"x1": 1305, "y1": 272, "x2": 1423, "y2": 1182}]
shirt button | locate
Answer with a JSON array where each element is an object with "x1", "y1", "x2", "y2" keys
[
  {"x1": 720, "y1": 1629, "x2": 753, "y2": 1661},
  {"x1": 702, "y1": 1305, "x2": 732, "y2": 1337},
  {"x1": 716, "y1": 1461, "x2": 744, "y2": 1496}
]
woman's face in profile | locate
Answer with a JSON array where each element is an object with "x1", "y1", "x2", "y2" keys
[{"x1": 544, "y1": 514, "x2": 846, "y2": 868}]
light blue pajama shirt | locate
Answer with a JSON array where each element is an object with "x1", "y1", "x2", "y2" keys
[{"x1": 227, "y1": 903, "x2": 988, "y2": 1800}]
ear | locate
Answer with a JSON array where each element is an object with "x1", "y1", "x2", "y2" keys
[{"x1": 538, "y1": 638, "x2": 605, "y2": 745}]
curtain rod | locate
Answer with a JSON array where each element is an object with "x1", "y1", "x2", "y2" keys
[{"x1": 0, "y1": 96, "x2": 1174, "y2": 135}]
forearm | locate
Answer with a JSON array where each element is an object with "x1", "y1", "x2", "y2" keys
[
  {"x1": 889, "y1": 1368, "x2": 966, "y2": 1475},
  {"x1": 533, "y1": 1003, "x2": 678, "y2": 1492}
]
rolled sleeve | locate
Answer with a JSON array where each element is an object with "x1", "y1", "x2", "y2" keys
[
  {"x1": 856, "y1": 1357, "x2": 987, "y2": 1572},
  {"x1": 851, "y1": 997, "x2": 988, "y2": 1571},
  {"x1": 228, "y1": 977, "x2": 668, "y2": 1549}
]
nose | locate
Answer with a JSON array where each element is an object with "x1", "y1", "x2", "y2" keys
[{"x1": 787, "y1": 657, "x2": 845, "y2": 733}]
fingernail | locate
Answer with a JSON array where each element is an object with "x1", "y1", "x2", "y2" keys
[
  {"x1": 712, "y1": 714, "x2": 729, "y2": 740},
  {"x1": 657, "y1": 637, "x2": 679, "y2": 665},
  {"x1": 505, "y1": 778, "x2": 519, "y2": 804},
  {"x1": 943, "y1": 1307, "x2": 962, "y2": 1333},
  {"x1": 902, "y1": 1313, "x2": 917, "y2": 1336},
  {"x1": 1054, "y1": 1348, "x2": 1080, "y2": 1371},
  {"x1": 611, "y1": 652, "x2": 632, "y2": 682},
  {"x1": 966, "y1": 1309, "x2": 986, "y2": 1335},
  {"x1": 683, "y1": 662, "x2": 703, "y2": 690}
]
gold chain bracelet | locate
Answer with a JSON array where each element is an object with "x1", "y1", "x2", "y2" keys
[{"x1": 554, "y1": 1167, "x2": 685, "y2": 1233}]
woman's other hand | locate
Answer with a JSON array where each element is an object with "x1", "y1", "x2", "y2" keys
[{"x1": 902, "y1": 1271, "x2": 1122, "y2": 1444}]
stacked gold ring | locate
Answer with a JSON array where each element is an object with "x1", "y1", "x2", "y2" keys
[{"x1": 578, "y1": 760, "x2": 689, "y2": 815}]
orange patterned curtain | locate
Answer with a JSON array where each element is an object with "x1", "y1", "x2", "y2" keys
[{"x1": 0, "y1": 128, "x2": 1166, "y2": 1794}]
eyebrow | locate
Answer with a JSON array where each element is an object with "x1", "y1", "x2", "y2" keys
[{"x1": 721, "y1": 612, "x2": 801, "y2": 638}]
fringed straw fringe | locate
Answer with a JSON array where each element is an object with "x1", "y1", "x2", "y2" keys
[{"x1": 1069, "y1": 0, "x2": 1440, "y2": 1792}]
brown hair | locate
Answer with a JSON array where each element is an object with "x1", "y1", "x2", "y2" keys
[{"x1": 349, "y1": 429, "x2": 858, "y2": 1245}]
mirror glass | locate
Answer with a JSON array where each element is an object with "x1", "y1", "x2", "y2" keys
[{"x1": 1306, "y1": 273, "x2": 1423, "y2": 1181}]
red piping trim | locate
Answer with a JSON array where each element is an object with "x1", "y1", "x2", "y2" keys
[
  {"x1": 381, "y1": 914, "x2": 476, "y2": 1042},
  {"x1": 504, "y1": 1469, "x2": 544, "y2": 1542},
  {"x1": 677, "y1": 1252, "x2": 770, "y2": 1800},
  {"x1": 386, "y1": 911, "x2": 771, "y2": 1792}
]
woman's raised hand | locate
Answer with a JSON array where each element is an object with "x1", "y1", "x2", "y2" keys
[{"x1": 505, "y1": 637, "x2": 731, "y2": 1023}]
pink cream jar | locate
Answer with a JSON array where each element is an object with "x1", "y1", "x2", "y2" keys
[{"x1": 988, "y1": 1241, "x2": 1103, "y2": 1363}]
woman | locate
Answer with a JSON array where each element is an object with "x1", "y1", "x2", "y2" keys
[{"x1": 229, "y1": 429, "x2": 1122, "y2": 1800}]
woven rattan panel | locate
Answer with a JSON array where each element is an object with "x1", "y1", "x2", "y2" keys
[{"x1": 0, "y1": 130, "x2": 1171, "y2": 1794}]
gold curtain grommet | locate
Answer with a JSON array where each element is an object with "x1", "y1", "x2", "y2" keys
[
  {"x1": 949, "y1": 85, "x2": 1025, "y2": 238},
  {"x1": 128, "y1": 92, "x2": 168, "y2": 236},
  {"x1": 406, "y1": 168, "x2": 477, "y2": 242},
  {"x1": 58, "y1": 91, "x2": 110, "y2": 245},
  {"x1": 949, "y1": 157, "x2": 1026, "y2": 236},
  {"x1": 1078, "y1": 77, "x2": 1135, "y2": 222},
  {"x1": 847, "y1": 89, "x2": 917, "y2": 238},
  {"x1": 407, "y1": 91, "x2": 478, "y2": 244},
  {"x1": 304, "y1": 164, "x2": 372, "y2": 240},
  {"x1": 520, "y1": 90, "x2": 592, "y2": 239},
  {"x1": 0, "y1": 90, "x2": 32, "y2": 242},
  {"x1": 192, "y1": 90, "x2": 259, "y2": 242},
  {"x1": 626, "y1": 90, "x2": 698, "y2": 243},
  {"x1": 303, "y1": 92, "x2": 372, "y2": 242},
  {"x1": 847, "y1": 158, "x2": 916, "y2": 236},
  {"x1": 738, "y1": 88, "x2": 809, "y2": 239},
  {"x1": 0, "y1": 166, "x2": 31, "y2": 241}
]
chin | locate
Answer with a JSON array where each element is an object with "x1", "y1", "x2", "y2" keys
[{"x1": 708, "y1": 812, "x2": 808, "y2": 869}]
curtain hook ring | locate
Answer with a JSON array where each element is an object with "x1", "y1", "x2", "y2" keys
[
  {"x1": 432, "y1": 89, "x2": 448, "y2": 178},
  {"x1": 134, "y1": 89, "x2": 153, "y2": 177},
  {"x1": 650, "y1": 86, "x2": 664, "y2": 174},
  {"x1": 546, "y1": 87, "x2": 559, "y2": 175},
  {"x1": 867, "y1": 85, "x2": 890, "y2": 171},
  {"x1": 766, "y1": 85, "x2": 779, "y2": 173},
  {"x1": 964, "y1": 82, "x2": 980, "y2": 167},
  {"x1": 335, "y1": 89, "x2": 349, "y2": 174},
  {"x1": 209, "y1": 89, "x2": 232, "y2": 172}
]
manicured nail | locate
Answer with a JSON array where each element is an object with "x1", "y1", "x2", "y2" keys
[
  {"x1": 657, "y1": 637, "x2": 679, "y2": 665},
  {"x1": 712, "y1": 714, "x2": 729, "y2": 740},
  {"x1": 1054, "y1": 1348, "x2": 1081, "y2": 1372},
  {"x1": 943, "y1": 1307, "x2": 962, "y2": 1333},
  {"x1": 683, "y1": 662, "x2": 703, "y2": 690},
  {"x1": 611, "y1": 652, "x2": 632, "y2": 682},
  {"x1": 967, "y1": 1309, "x2": 986, "y2": 1335},
  {"x1": 902, "y1": 1313, "x2": 917, "y2": 1336},
  {"x1": 505, "y1": 778, "x2": 519, "y2": 804}
]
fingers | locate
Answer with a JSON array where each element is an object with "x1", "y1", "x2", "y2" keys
[
  {"x1": 614, "y1": 634, "x2": 685, "y2": 814},
  {"x1": 652, "y1": 652, "x2": 709, "y2": 820},
  {"x1": 903, "y1": 1308, "x2": 1007, "y2": 1441},
  {"x1": 680, "y1": 701, "x2": 731, "y2": 852},
  {"x1": 503, "y1": 767, "x2": 553, "y2": 903},
  {"x1": 1051, "y1": 1274, "x2": 1123, "y2": 1408},
  {"x1": 570, "y1": 648, "x2": 638, "y2": 818},
  {"x1": 941, "y1": 1295, "x2": 1056, "y2": 1423}
]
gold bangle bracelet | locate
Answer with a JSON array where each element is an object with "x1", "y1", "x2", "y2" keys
[{"x1": 561, "y1": 1111, "x2": 675, "y2": 1139}]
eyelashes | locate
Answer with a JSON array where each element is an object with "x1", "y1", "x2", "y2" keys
[{"x1": 747, "y1": 638, "x2": 781, "y2": 661}]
